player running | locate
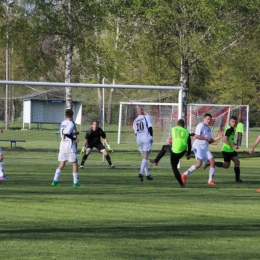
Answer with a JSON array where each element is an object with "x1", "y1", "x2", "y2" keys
[
  {"x1": 133, "y1": 107, "x2": 153, "y2": 181},
  {"x1": 249, "y1": 135, "x2": 260, "y2": 192},
  {"x1": 79, "y1": 120, "x2": 115, "y2": 169},
  {"x1": 204, "y1": 116, "x2": 242, "y2": 183},
  {"x1": 170, "y1": 119, "x2": 191, "y2": 187},
  {"x1": 181, "y1": 113, "x2": 222, "y2": 185},
  {"x1": 52, "y1": 109, "x2": 82, "y2": 187}
]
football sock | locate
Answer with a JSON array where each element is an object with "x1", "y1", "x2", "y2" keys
[
  {"x1": 73, "y1": 172, "x2": 78, "y2": 183},
  {"x1": 0, "y1": 162, "x2": 4, "y2": 177},
  {"x1": 105, "y1": 155, "x2": 112, "y2": 166},
  {"x1": 215, "y1": 162, "x2": 224, "y2": 167},
  {"x1": 140, "y1": 159, "x2": 147, "y2": 175},
  {"x1": 208, "y1": 167, "x2": 215, "y2": 182},
  {"x1": 144, "y1": 163, "x2": 150, "y2": 176},
  {"x1": 184, "y1": 165, "x2": 196, "y2": 175},
  {"x1": 54, "y1": 168, "x2": 61, "y2": 181},
  {"x1": 81, "y1": 154, "x2": 88, "y2": 166},
  {"x1": 172, "y1": 167, "x2": 183, "y2": 185},
  {"x1": 234, "y1": 167, "x2": 240, "y2": 181}
]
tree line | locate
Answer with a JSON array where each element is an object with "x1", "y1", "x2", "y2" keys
[{"x1": 0, "y1": 0, "x2": 259, "y2": 124}]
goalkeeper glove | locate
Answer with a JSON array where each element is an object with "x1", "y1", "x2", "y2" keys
[
  {"x1": 107, "y1": 144, "x2": 114, "y2": 153},
  {"x1": 80, "y1": 146, "x2": 86, "y2": 155}
]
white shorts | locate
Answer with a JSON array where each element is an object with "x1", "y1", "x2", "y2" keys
[
  {"x1": 193, "y1": 147, "x2": 213, "y2": 162},
  {"x1": 58, "y1": 152, "x2": 77, "y2": 163},
  {"x1": 138, "y1": 139, "x2": 153, "y2": 152}
]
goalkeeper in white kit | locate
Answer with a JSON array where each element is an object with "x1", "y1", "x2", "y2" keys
[{"x1": 79, "y1": 120, "x2": 115, "y2": 169}]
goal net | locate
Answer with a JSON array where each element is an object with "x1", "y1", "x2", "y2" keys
[{"x1": 118, "y1": 102, "x2": 249, "y2": 148}]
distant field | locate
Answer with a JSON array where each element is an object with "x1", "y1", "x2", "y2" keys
[{"x1": 0, "y1": 156, "x2": 260, "y2": 259}]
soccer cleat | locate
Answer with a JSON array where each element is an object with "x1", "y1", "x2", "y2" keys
[
  {"x1": 149, "y1": 159, "x2": 158, "y2": 166},
  {"x1": 51, "y1": 180, "x2": 60, "y2": 187},
  {"x1": 0, "y1": 175, "x2": 8, "y2": 181},
  {"x1": 79, "y1": 165, "x2": 84, "y2": 169},
  {"x1": 109, "y1": 165, "x2": 116, "y2": 169},
  {"x1": 146, "y1": 175, "x2": 153, "y2": 181},
  {"x1": 204, "y1": 161, "x2": 210, "y2": 170},
  {"x1": 208, "y1": 181, "x2": 216, "y2": 185},
  {"x1": 235, "y1": 179, "x2": 243, "y2": 183},
  {"x1": 73, "y1": 183, "x2": 83, "y2": 188},
  {"x1": 138, "y1": 174, "x2": 143, "y2": 182},
  {"x1": 180, "y1": 183, "x2": 185, "y2": 188},
  {"x1": 256, "y1": 188, "x2": 260, "y2": 193},
  {"x1": 181, "y1": 174, "x2": 187, "y2": 183}
]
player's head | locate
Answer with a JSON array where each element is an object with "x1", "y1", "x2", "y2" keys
[
  {"x1": 92, "y1": 120, "x2": 99, "y2": 130},
  {"x1": 203, "y1": 113, "x2": 212, "y2": 126},
  {"x1": 229, "y1": 116, "x2": 237, "y2": 127},
  {"x1": 65, "y1": 109, "x2": 73, "y2": 120},
  {"x1": 136, "y1": 106, "x2": 144, "y2": 116},
  {"x1": 177, "y1": 119, "x2": 185, "y2": 127}
]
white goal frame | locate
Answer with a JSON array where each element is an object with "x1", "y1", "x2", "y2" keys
[{"x1": 118, "y1": 102, "x2": 250, "y2": 148}]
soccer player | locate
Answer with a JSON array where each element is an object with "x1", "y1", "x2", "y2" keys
[
  {"x1": 181, "y1": 113, "x2": 223, "y2": 185},
  {"x1": 236, "y1": 118, "x2": 244, "y2": 146},
  {"x1": 149, "y1": 133, "x2": 195, "y2": 166},
  {"x1": 249, "y1": 136, "x2": 260, "y2": 192},
  {"x1": 79, "y1": 120, "x2": 115, "y2": 169},
  {"x1": 170, "y1": 119, "x2": 191, "y2": 187},
  {"x1": 0, "y1": 148, "x2": 7, "y2": 181},
  {"x1": 133, "y1": 106, "x2": 153, "y2": 181},
  {"x1": 52, "y1": 109, "x2": 81, "y2": 187},
  {"x1": 204, "y1": 116, "x2": 242, "y2": 183}
]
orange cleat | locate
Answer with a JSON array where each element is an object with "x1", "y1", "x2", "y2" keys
[
  {"x1": 181, "y1": 174, "x2": 187, "y2": 183},
  {"x1": 256, "y1": 188, "x2": 260, "y2": 193},
  {"x1": 208, "y1": 181, "x2": 216, "y2": 185}
]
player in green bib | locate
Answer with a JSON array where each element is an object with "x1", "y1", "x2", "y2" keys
[
  {"x1": 205, "y1": 116, "x2": 242, "y2": 183},
  {"x1": 170, "y1": 119, "x2": 191, "y2": 187}
]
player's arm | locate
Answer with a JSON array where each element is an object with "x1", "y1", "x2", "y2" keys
[
  {"x1": 147, "y1": 116, "x2": 153, "y2": 137},
  {"x1": 249, "y1": 136, "x2": 260, "y2": 154},
  {"x1": 101, "y1": 130, "x2": 113, "y2": 152},
  {"x1": 186, "y1": 134, "x2": 192, "y2": 159}
]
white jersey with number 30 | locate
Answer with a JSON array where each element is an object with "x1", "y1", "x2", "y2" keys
[{"x1": 133, "y1": 115, "x2": 153, "y2": 142}]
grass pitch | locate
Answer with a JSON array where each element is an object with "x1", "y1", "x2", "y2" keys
[{"x1": 1, "y1": 156, "x2": 260, "y2": 259}]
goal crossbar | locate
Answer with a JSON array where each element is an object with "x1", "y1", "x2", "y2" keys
[{"x1": 0, "y1": 80, "x2": 182, "y2": 91}]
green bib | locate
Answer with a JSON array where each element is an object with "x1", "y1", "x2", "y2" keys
[
  {"x1": 171, "y1": 126, "x2": 189, "y2": 153},
  {"x1": 222, "y1": 126, "x2": 235, "y2": 152},
  {"x1": 236, "y1": 123, "x2": 244, "y2": 134}
]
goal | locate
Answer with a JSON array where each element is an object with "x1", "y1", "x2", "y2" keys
[{"x1": 118, "y1": 102, "x2": 249, "y2": 148}]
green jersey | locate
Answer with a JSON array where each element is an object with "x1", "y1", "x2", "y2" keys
[
  {"x1": 236, "y1": 122, "x2": 244, "y2": 134},
  {"x1": 222, "y1": 126, "x2": 235, "y2": 152},
  {"x1": 171, "y1": 126, "x2": 190, "y2": 153}
]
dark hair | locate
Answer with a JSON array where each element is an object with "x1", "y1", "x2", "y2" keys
[
  {"x1": 92, "y1": 120, "x2": 99, "y2": 125},
  {"x1": 204, "y1": 113, "x2": 212, "y2": 118},
  {"x1": 177, "y1": 119, "x2": 185, "y2": 127},
  {"x1": 65, "y1": 109, "x2": 73, "y2": 118},
  {"x1": 230, "y1": 116, "x2": 237, "y2": 121}
]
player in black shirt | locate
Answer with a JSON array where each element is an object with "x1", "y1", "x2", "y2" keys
[{"x1": 79, "y1": 120, "x2": 115, "y2": 169}]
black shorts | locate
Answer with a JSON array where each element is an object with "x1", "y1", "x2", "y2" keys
[
  {"x1": 170, "y1": 150, "x2": 186, "y2": 168},
  {"x1": 222, "y1": 151, "x2": 238, "y2": 163},
  {"x1": 87, "y1": 142, "x2": 106, "y2": 151}
]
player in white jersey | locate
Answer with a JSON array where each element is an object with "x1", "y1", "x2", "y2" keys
[
  {"x1": 51, "y1": 109, "x2": 82, "y2": 187},
  {"x1": 181, "y1": 113, "x2": 222, "y2": 185},
  {"x1": 0, "y1": 147, "x2": 7, "y2": 181},
  {"x1": 249, "y1": 136, "x2": 260, "y2": 193},
  {"x1": 133, "y1": 107, "x2": 153, "y2": 181}
]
